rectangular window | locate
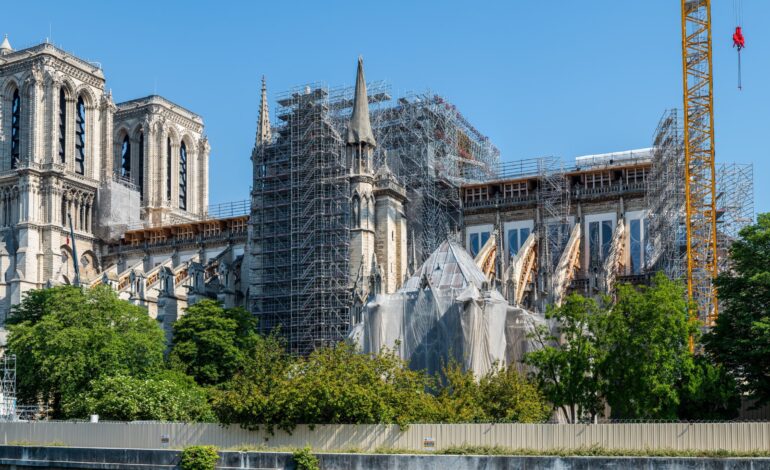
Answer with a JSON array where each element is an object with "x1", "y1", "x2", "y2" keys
[
  {"x1": 601, "y1": 219, "x2": 613, "y2": 260},
  {"x1": 585, "y1": 171, "x2": 611, "y2": 189},
  {"x1": 507, "y1": 227, "x2": 531, "y2": 257},
  {"x1": 502, "y1": 181, "x2": 528, "y2": 198},
  {"x1": 465, "y1": 187, "x2": 489, "y2": 203},
  {"x1": 630, "y1": 219, "x2": 642, "y2": 274},
  {"x1": 625, "y1": 167, "x2": 648, "y2": 185}
]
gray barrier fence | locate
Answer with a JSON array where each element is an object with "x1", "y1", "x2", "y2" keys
[{"x1": 0, "y1": 422, "x2": 769, "y2": 452}]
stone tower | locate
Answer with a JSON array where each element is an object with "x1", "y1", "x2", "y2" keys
[
  {"x1": 347, "y1": 57, "x2": 377, "y2": 299},
  {"x1": 0, "y1": 40, "x2": 114, "y2": 318},
  {"x1": 374, "y1": 158, "x2": 408, "y2": 294}
]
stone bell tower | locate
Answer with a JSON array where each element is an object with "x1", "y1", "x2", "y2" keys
[{"x1": 347, "y1": 57, "x2": 377, "y2": 298}]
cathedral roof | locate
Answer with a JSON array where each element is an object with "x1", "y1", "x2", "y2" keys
[
  {"x1": 0, "y1": 35, "x2": 13, "y2": 55},
  {"x1": 346, "y1": 56, "x2": 377, "y2": 148}
]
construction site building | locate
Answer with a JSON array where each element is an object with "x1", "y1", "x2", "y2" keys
[
  {"x1": 461, "y1": 110, "x2": 754, "y2": 322},
  {"x1": 248, "y1": 59, "x2": 499, "y2": 354}
]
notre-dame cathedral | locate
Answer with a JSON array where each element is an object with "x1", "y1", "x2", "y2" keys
[{"x1": 0, "y1": 37, "x2": 213, "y2": 329}]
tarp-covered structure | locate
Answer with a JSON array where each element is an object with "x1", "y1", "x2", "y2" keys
[{"x1": 349, "y1": 240, "x2": 545, "y2": 377}]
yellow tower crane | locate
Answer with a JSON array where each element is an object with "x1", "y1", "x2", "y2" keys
[{"x1": 680, "y1": 0, "x2": 720, "y2": 326}]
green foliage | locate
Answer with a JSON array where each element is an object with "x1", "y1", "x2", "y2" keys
[
  {"x1": 705, "y1": 213, "x2": 770, "y2": 406},
  {"x1": 597, "y1": 273, "x2": 698, "y2": 419},
  {"x1": 179, "y1": 445, "x2": 219, "y2": 470},
  {"x1": 213, "y1": 342, "x2": 441, "y2": 433},
  {"x1": 6, "y1": 286, "x2": 166, "y2": 417},
  {"x1": 169, "y1": 300, "x2": 258, "y2": 386},
  {"x1": 524, "y1": 274, "x2": 737, "y2": 421},
  {"x1": 292, "y1": 446, "x2": 320, "y2": 470},
  {"x1": 435, "y1": 361, "x2": 549, "y2": 423},
  {"x1": 677, "y1": 356, "x2": 740, "y2": 420},
  {"x1": 525, "y1": 294, "x2": 605, "y2": 422},
  {"x1": 65, "y1": 371, "x2": 215, "y2": 422}
]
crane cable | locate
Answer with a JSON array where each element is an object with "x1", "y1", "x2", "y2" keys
[{"x1": 732, "y1": 0, "x2": 745, "y2": 90}]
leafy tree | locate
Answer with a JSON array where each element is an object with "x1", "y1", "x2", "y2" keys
[
  {"x1": 705, "y1": 213, "x2": 770, "y2": 405},
  {"x1": 67, "y1": 371, "x2": 215, "y2": 422},
  {"x1": 478, "y1": 365, "x2": 551, "y2": 423},
  {"x1": 677, "y1": 356, "x2": 740, "y2": 420},
  {"x1": 525, "y1": 294, "x2": 605, "y2": 423},
  {"x1": 169, "y1": 300, "x2": 258, "y2": 386},
  {"x1": 435, "y1": 361, "x2": 549, "y2": 423},
  {"x1": 214, "y1": 342, "x2": 440, "y2": 432},
  {"x1": 597, "y1": 273, "x2": 697, "y2": 419},
  {"x1": 6, "y1": 285, "x2": 166, "y2": 417}
]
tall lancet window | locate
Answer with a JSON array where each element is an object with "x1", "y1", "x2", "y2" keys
[
  {"x1": 138, "y1": 132, "x2": 144, "y2": 200},
  {"x1": 352, "y1": 195, "x2": 361, "y2": 228},
  {"x1": 120, "y1": 135, "x2": 131, "y2": 178},
  {"x1": 58, "y1": 89, "x2": 67, "y2": 163},
  {"x1": 75, "y1": 97, "x2": 86, "y2": 175},
  {"x1": 166, "y1": 137, "x2": 172, "y2": 201},
  {"x1": 10, "y1": 89, "x2": 20, "y2": 169},
  {"x1": 179, "y1": 141, "x2": 187, "y2": 210}
]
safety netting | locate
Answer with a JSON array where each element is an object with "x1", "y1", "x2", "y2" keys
[{"x1": 349, "y1": 241, "x2": 546, "y2": 377}]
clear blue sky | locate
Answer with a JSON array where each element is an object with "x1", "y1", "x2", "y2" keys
[{"x1": 4, "y1": 1, "x2": 767, "y2": 213}]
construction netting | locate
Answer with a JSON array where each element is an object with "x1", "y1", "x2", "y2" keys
[{"x1": 349, "y1": 241, "x2": 546, "y2": 377}]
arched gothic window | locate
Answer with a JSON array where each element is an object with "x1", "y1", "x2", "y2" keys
[
  {"x1": 75, "y1": 97, "x2": 86, "y2": 175},
  {"x1": 58, "y1": 89, "x2": 66, "y2": 163},
  {"x1": 120, "y1": 135, "x2": 131, "y2": 178},
  {"x1": 368, "y1": 196, "x2": 375, "y2": 227},
  {"x1": 179, "y1": 141, "x2": 187, "y2": 210},
  {"x1": 166, "y1": 137, "x2": 172, "y2": 201},
  {"x1": 352, "y1": 195, "x2": 360, "y2": 228},
  {"x1": 11, "y1": 89, "x2": 20, "y2": 169},
  {"x1": 138, "y1": 132, "x2": 144, "y2": 199}
]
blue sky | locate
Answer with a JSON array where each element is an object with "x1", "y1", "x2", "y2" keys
[{"x1": 4, "y1": 1, "x2": 767, "y2": 213}]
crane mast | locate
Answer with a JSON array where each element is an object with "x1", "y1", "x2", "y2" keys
[{"x1": 680, "y1": 0, "x2": 719, "y2": 326}]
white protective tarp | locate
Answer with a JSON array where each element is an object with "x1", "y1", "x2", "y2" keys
[{"x1": 349, "y1": 241, "x2": 546, "y2": 377}]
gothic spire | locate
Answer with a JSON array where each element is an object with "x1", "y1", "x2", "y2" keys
[
  {"x1": 256, "y1": 75, "x2": 271, "y2": 147},
  {"x1": 346, "y1": 56, "x2": 377, "y2": 148},
  {"x1": 0, "y1": 34, "x2": 12, "y2": 56}
]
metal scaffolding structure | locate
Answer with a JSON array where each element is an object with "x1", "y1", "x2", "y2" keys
[
  {"x1": 249, "y1": 79, "x2": 498, "y2": 354},
  {"x1": 647, "y1": 109, "x2": 754, "y2": 300},
  {"x1": 534, "y1": 157, "x2": 571, "y2": 310},
  {"x1": 647, "y1": 109, "x2": 686, "y2": 281},
  {"x1": 329, "y1": 84, "x2": 500, "y2": 265},
  {"x1": 0, "y1": 355, "x2": 16, "y2": 422},
  {"x1": 251, "y1": 84, "x2": 351, "y2": 355},
  {"x1": 716, "y1": 162, "x2": 754, "y2": 272}
]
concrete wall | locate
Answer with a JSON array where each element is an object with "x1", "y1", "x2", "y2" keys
[
  {"x1": 0, "y1": 446, "x2": 767, "y2": 470},
  {"x1": 1, "y1": 422, "x2": 769, "y2": 453}
]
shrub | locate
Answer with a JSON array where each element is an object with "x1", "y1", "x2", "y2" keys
[
  {"x1": 292, "y1": 446, "x2": 319, "y2": 470},
  {"x1": 179, "y1": 445, "x2": 219, "y2": 470}
]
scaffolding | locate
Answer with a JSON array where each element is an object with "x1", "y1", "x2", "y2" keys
[
  {"x1": 251, "y1": 84, "x2": 351, "y2": 355},
  {"x1": 535, "y1": 157, "x2": 571, "y2": 310},
  {"x1": 716, "y1": 162, "x2": 754, "y2": 272},
  {"x1": 647, "y1": 109, "x2": 755, "y2": 296},
  {"x1": 250, "y1": 80, "x2": 499, "y2": 354},
  {"x1": 328, "y1": 85, "x2": 500, "y2": 264},
  {"x1": 0, "y1": 355, "x2": 16, "y2": 421},
  {"x1": 646, "y1": 109, "x2": 686, "y2": 281}
]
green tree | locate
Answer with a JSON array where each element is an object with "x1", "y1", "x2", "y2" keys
[
  {"x1": 6, "y1": 285, "x2": 166, "y2": 417},
  {"x1": 705, "y1": 213, "x2": 770, "y2": 405},
  {"x1": 677, "y1": 356, "x2": 740, "y2": 420},
  {"x1": 478, "y1": 365, "x2": 551, "y2": 423},
  {"x1": 169, "y1": 300, "x2": 258, "y2": 386},
  {"x1": 597, "y1": 273, "x2": 697, "y2": 419},
  {"x1": 67, "y1": 371, "x2": 215, "y2": 422},
  {"x1": 214, "y1": 342, "x2": 440, "y2": 432},
  {"x1": 525, "y1": 294, "x2": 605, "y2": 423}
]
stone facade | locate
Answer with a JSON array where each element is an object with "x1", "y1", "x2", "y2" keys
[{"x1": 0, "y1": 39, "x2": 212, "y2": 323}]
